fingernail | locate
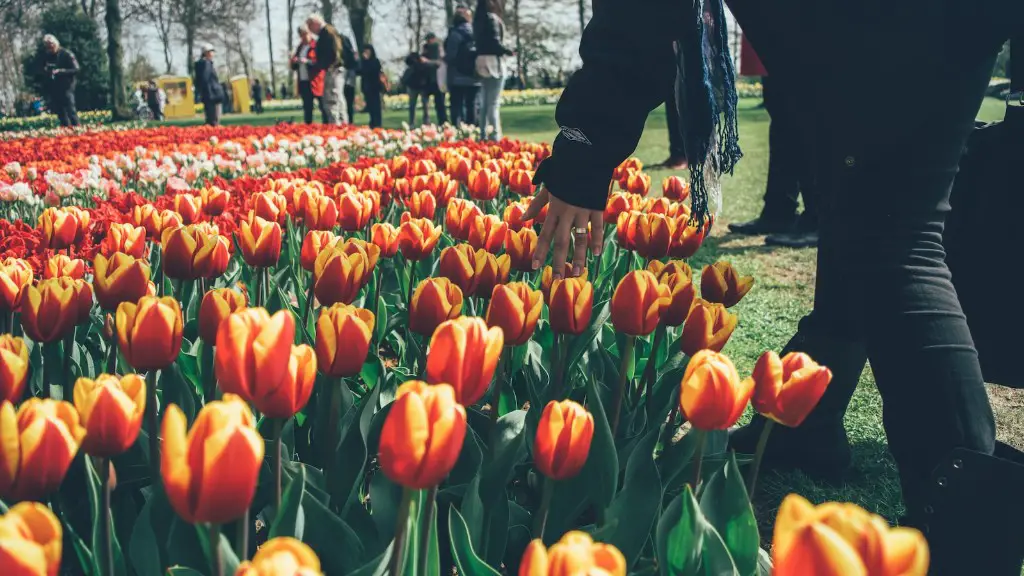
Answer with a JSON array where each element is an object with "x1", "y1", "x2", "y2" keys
[
  {"x1": 572, "y1": 265, "x2": 582, "y2": 277},
  {"x1": 595, "y1": 244, "x2": 603, "y2": 255},
  {"x1": 553, "y1": 272, "x2": 563, "y2": 280},
  {"x1": 531, "y1": 259, "x2": 540, "y2": 270}
]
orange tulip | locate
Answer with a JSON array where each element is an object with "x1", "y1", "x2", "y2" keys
[
  {"x1": 19, "y1": 281, "x2": 77, "y2": 343},
  {"x1": 42, "y1": 254, "x2": 85, "y2": 280},
  {"x1": 37, "y1": 207, "x2": 86, "y2": 250},
  {"x1": 378, "y1": 381, "x2": 467, "y2": 489},
  {"x1": 547, "y1": 278, "x2": 593, "y2": 337},
  {"x1": 173, "y1": 193, "x2": 203, "y2": 225},
  {"x1": 316, "y1": 304, "x2": 375, "y2": 377},
  {"x1": 615, "y1": 211, "x2": 640, "y2": 251},
  {"x1": 505, "y1": 227, "x2": 538, "y2": 272},
  {"x1": 425, "y1": 317, "x2": 503, "y2": 405},
  {"x1": 370, "y1": 223, "x2": 399, "y2": 258},
  {"x1": 632, "y1": 213, "x2": 676, "y2": 260},
  {"x1": 660, "y1": 273, "x2": 697, "y2": 327},
  {"x1": 45, "y1": 277, "x2": 93, "y2": 326},
  {"x1": 252, "y1": 191, "x2": 288, "y2": 225},
  {"x1": 613, "y1": 157, "x2": 643, "y2": 181},
  {"x1": 201, "y1": 185, "x2": 231, "y2": 215},
  {"x1": 604, "y1": 192, "x2": 638, "y2": 223},
  {"x1": 533, "y1": 400, "x2": 594, "y2": 480},
  {"x1": 611, "y1": 270, "x2": 671, "y2": 336},
  {"x1": 303, "y1": 194, "x2": 339, "y2": 231},
  {"x1": 131, "y1": 204, "x2": 160, "y2": 237},
  {"x1": 669, "y1": 218, "x2": 707, "y2": 259},
  {"x1": 679, "y1": 298, "x2": 737, "y2": 356},
  {"x1": 486, "y1": 283, "x2": 542, "y2": 347},
  {"x1": 405, "y1": 190, "x2": 438, "y2": 220},
  {"x1": 300, "y1": 230, "x2": 338, "y2": 271},
  {"x1": 449, "y1": 156, "x2": 473, "y2": 183},
  {"x1": 503, "y1": 199, "x2": 534, "y2": 231},
  {"x1": 540, "y1": 264, "x2": 587, "y2": 301},
  {"x1": 0, "y1": 258, "x2": 33, "y2": 312},
  {"x1": 72, "y1": 374, "x2": 146, "y2": 457},
  {"x1": 216, "y1": 309, "x2": 316, "y2": 418},
  {"x1": 647, "y1": 259, "x2": 692, "y2": 282},
  {"x1": 644, "y1": 196, "x2": 684, "y2": 218},
  {"x1": 519, "y1": 532, "x2": 626, "y2": 576},
  {"x1": 473, "y1": 250, "x2": 511, "y2": 298},
  {"x1": 436, "y1": 178, "x2": 460, "y2": 206},
  {"x1": 313, "y1": 242, "x2": 371, "y2": 306},
  {"x1": 199, "y1": 288, "x2": 247, "y2": 343},
  {"x1": 238, "y1": 215, "x2": 283, "y2": 268},
  {"x1": 162, "y1": 394, "x2": 263, "y2": 524},
  {"x1": 701, "y1": 261, "x2": 754, "y2": 308},
  {"x1": 337, "y1": 191, "x2": 374, "y2": 231},
  {"x1": 0, "y1": 335, "x2": 29, "y2": 404},
  {"x1": 662, "y1": 175, "x2": 690, "y2": 202},
  {"x1": 0, "y1": 398, "x2": 85, "y2": 502},
  {"x1": 115, "y1": 296, "x2": 183, "y2": 371},
  {"x1": 235, "y1": 537, "x2": 323, "y2": 576},
  {"x1": 398, "y1": 217, "x2": 442, "y2": 261},
  {"x1": 438, "y1": 244, "x2": 479, "y2": 295},
  {"x1": 0, "y1": 501, "x2": 63, "y2": 576},
  {"x1": 508, "y1": 169, "x2": 535, "y2": 196},
  {"x1": 623, "y1": 170, "x2": 651, "y2": 196},
  {"x1": 750, "y1": 351, "x2": 833, "y2": 428},
  {"x1": 467, "y1": 214, "x2": 508, "y2": 254},
  {"x1": 678, "y1": 349, "x2": 751, "y2": 430},
  {"x1": 93, "y1": 252, "x2": 151, "y2": 311},
  {"x1": 772, "y1": 494, "x2": 929, "y2": 576},
  {"x1": 467, "y1": 168, "x2": 501, "y2": 201},
  {"x1": 162, "y1": 225, "x2": 231, "y2": 280},
  {"x1": 410, "y1": 278, "x2": 464, "y2": 336},
  {"x1": 445, "y1": 198, "x2": 483, "y2": 242},
  {"x1": 99, "y1": 222, "x2": 146, "y2": 259}
]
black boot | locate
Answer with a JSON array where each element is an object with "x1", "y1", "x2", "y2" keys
[
  {"x1": 902, "y1": 442, "x2": 1024, "y2": 576},
  {"x1": 728, "y1": 213, "x2": 797, "y2": 235},
  {"x1": 729, "y1": 314, "x2": 867, "y2": 484}
]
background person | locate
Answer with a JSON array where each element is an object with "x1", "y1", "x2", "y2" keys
[
  {"x1": 444, "y1": 6, "x2": 481, "y2": 126},
  {"x1": 252, "y1": 78, "x2": 264, "y2": 113},
  {"x1": 306, "y1": 13, "x2": 348, "y2": 124},
  {"x1": 341, "y1": 33, "x2": 360, "y2": 125},
  {"x1": 473, "y1": 0, "x2": 514, "y2": 140},
  {"x1": 422, "y1": 32, "x2": 448, "y2": 124},
  {"x1": 146, "y1": 80, "x2": 165, "y2": 121},
  {"x1": 359, "y1": 44, "x2": 385, "y2": 128},
  {"x1": 36, "y1": 34, "x2": 80, "y2": 127},
  {"x1": 292, "y1": 25, "x2": 325, "y2": 124},
  {"x1": 193, "y1": 44, "x2": 224, "y2": 126}
]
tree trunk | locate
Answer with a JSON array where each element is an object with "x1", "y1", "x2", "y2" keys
[
  {"x1": 414, "y1": 0, "x2": 423, "y2": 49},
  {"x1": 444, "y1": 0, "x2": 454, "y2": 23},
  {"x1": 322, "y1": 0, "x2": 334, "y2": 25},
  {"x1": 186, "y1": 26, "x2": 196, "y2": 75},
  {"x1": 105, "y1": 0, "x2": 131, "y2": 120},
  {"x1": 513, "y1": 0, "x2": 522, "y2": 87},
  {"x1": 578, "y1": 0, "x2": 586, "y2": 36},
  {"x1": 287, "y1": 0, "x2": 296, "y2": 92},
  {"x1": 264, "y1": 0, "x2": 276, "y2": 90},
  {"x1": 345, "y1": 0, "x2": 373, "y2": 52}
]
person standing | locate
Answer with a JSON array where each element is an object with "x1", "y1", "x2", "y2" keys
[
  {"x1": 193, "y1": 45, "x2": 225, "y2": 126},
  {"x1": 341, "y1": 34, "x2": 360, "y2": 125},
  {"x1": 146, "y1": 80, "x2": 165, "y2": 121},
  {"x1": 359, "y1": 44, "x2": 385, "y2": 128},
  {"x1": 306, "y1": 13, "x2": 348, "y2": 124},
  {"x1": 292, "y1": 25, "x2": 325, "y2": 124},
  {"x1": 252, "y1": 79, "x2": 264, "y2": 114},
  {"x1": 422, "y1": 32, "x2": 448, "y2": 124},
  {"x1": 473, "y1": 0, "x2": 514, "y2": 140},
  {"x1": 444, "y1": 7, "x2": 481, "y2": 127},
  {"x1": 37, "y1": 35, "x2": 80, "y2": 127},
  {"x1": 403, "y1": 52, "x2": 431, "y2": 125},
  {"x1": 656, "y1": 76, "x2": 688, "y2": 169}
]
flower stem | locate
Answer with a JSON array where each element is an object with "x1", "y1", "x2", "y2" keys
[
  {"x1": 146, "y1": 370, "x2": 159, "y2": 480},
  {"x1": 417, "y1": 486, "x2": 439, "y2": 576},
  {"x1": 610, "y1": 335, "x2": 636, "y2": 437},
  {"x1": 532, "y1": 477, "x2": 555, "y2": 541},
  {"x1": 301, "y1": 275, "x2": 315, "y2": 343},
  {"x1": 209, "y1": 523, "x2": 223, "y2": 576},
  {"x1": 641, "y1": 323, "x2": 667, "y2": 405},
  {"x1": 107, "y1": 331, "x2": 118, "y2": 374},
  {"x1": 274, "y1": 417, "x2": 284, "y2": 510},
  {"x1": 388, "y1": 488, "x2": 415, "y2": 576},
  {"x1": 235, "y1": 511, "x2": 249, "y2": 561},
  {"x1": 549, "y1": 333, "x2": 568, "y2": 400},
  {"x1": 62, "y1": 326, "x2": 76, "y2": 399},
  {"x1": 100, "y1": 458, "x2": 114, "y2": 576},
  {"x1": 490, "y1": 348, "x2": 509, "y2": 433},
  {"x1": 690, "y1": 428, "x2": 708, "y2": 493},
  {"x1": 4, "y1": 309, "x2": 14, "y2": 334},
  {"x1": 747, "y1": 419, "x2": 775, "y2": 499},
  {"x1": 325, "y1": 377, "x2": 341, "y2": 504},
  {"x1": 202, "y1": 342, "x2": 216, "y2": 404}
]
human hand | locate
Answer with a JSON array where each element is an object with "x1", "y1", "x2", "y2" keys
[{"x1": 522, "y1": 186, "x2": 604, "y2": 280}]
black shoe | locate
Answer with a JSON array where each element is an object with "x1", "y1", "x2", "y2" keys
[
  {"x1": 728, "y1": 216, "x2": 796, "y2": 235},
  {"x1": 764, "y1": 229, "x2": 819, "y2": 248},
  {"x1": 729, "y1": 416, "x2": 851, "y2": 485}
]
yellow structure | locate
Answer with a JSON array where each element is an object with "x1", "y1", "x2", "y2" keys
[
  {"x1": 231, "y1": 75, "x2": 252, "y2": 115},
  {"x1": 156, "y1": 76, "x2": 194, "y2": 119}
]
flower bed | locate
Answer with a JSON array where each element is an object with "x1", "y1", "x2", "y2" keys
[{"x1": 0, "y1": 125, "x2": 927, "y2": 576}]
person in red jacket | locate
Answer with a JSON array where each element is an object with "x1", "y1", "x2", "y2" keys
[{"x1": 292, "y1": 25, "x2": 326, "y2": 124}]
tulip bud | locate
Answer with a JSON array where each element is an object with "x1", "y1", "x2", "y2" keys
[
  {"x1": 300, "y1": 230, "x2": 338, "y2": 272},
  {"x1": 662, "y1": 175, "x2": 690, "y2": 201},
  {"x1": 486, "y1": 283, "x2": 542, "y2": 347},
  {"x1": 201, "y1": 185, "x2": 231, "y2": 216},
  {"x1": 398, "y1": 217, "x2": 442, "y2": 261},
  {"x1": 467, "y1": 214, "x2": 509, "y2": 254},
  {"x1": 42, "y1": 254, "x2": 86, "y2": 280},
  {"x1": 199, "y1": 288, "x2": 247, "y2": 343},
  {"x1": 0, "y1": 501, "x2": 63, "y2": 576},
  {"x1": 173, "y1": 193, "x2": 203, "y2": 225},
  {"x1": 438, "y1": 244, "x2": 479, "y2": 295},
  {"x1": 19, "y1": 280, "x2": 78, "y2": 343},
  {"x1": 116, "y1": 296, "x2": 184, "y2": 371},
  {"x1": 93, "y1": 252, "x2": 151, "y2": 311},
  {"x1": 405, "y1": 190, "x2": 438, "y2": 220},
  {"x1": 473, "y1": 250, "x2": 511, "y2": 298},
  {"x1": 0, "y1": 335, "x2": 29, "y2": 404},
  {"x1": 508, "y1": 169, "x2": 535, "y2": 196},
  {"x1": 304, "y1": 194, "x2": 339, "y2": 231},
  {"x1": 236, "y1": 537, "x2": 324, "y2": 576},
  {"x1": 316, "y1": 304, "x2": 375, "y2": 378},
  {"x1": 659, "y1": 273, "x2": 697, "y2": 327},
  {"x1": 615, "y1": 211, "x2": 640, "y2": 252},
  {"x1": 38, "y1": 207, "x2": 87, "y2": 250},
  {"x1": 632, "y1": 213, "x2": 676, "y2": 260},
  {"x1": 644, "y1": 196, "x2": 684, "y2": 218},
  {"x1": 750, "y1": 351, "x2": 833, "y2": 428},
  {"x1": 45, "y1": 277, "x2": 93, "y2": 326},
  {"x1": 337, "y1": 192, "x2": 374, "y2": 231},
  {"x1": 505, "y1": 227, "x2": 538, "y2": 273},
  {"x1": 467, "y1": 168, "x2": 501, "y2": 201},
  {"x1": 378, "y1": 381, "x2": 467, "y2": 489},
  {"x1": 503, "y1": 200, "x2": 534, "y2": 231},
  {"x1": 162, "y1": 225, "x2": 231, "y2": 280},
  {"x1": 72, "y1": 374, "x2": 146, "y2": 457},
  {"x1": 547, "y1": 277, "x2": 593, "y2": 336},
  {"x1": 238, "y1": 215, "x2": 283, "y2": 268},
  {"x1": 252, "y1": 191, "x2": 288, "y2": 224},
  {"x1": 540, "y1": 264, "x2": 587, "y2": 301},
  {"x1": 669, "y1": 218, "x2": 707, "y2": 259},
  {"x1": 0, "y1": 258, "x2": 33, "y2": 312},
  {"x1": 611, "y1": 270, "x2": 671, "y2": 336},
  {"x1": 162, "y1": 394, "x2": 264, "y2": 523},
  {"x1": 370, "y1": 223, "x2": 399, "y2": 258},
  {"x1": 623, "y1": 170, "x2": 651, "y2": 196},
  {"x1": 445, "y1": 199, "x2": 482, "y2": 242},
  {"x1": 679, "y1": 298, "x2": 737, "y2": 356},
  {"x1": 313, "y1": 242, "x2": 371, "y2": 306},
  {"x1": 426, "y1": 317, "x2": 504, "y2": 406},
  {"x1": 519, "y1": 532, "x2": 627, "y2": 576},
  {"x1": 647, "y1": 259, "x2": 692, "y2": 282},
  {"x1": 410, "y1": 278, "x2": 464, "y2": 336},
  {"x1": 679, "y1": 350, "x2": 751, "y2": 430},
  {"x1": 0, "y1": 398, "x2": 85, "y2": 502},
  {"x1": 701, "y1": 261, "x2": 754, "y2": 308},
  {"x1": 131, "y1": 204, "x2": 161, "y2": 238},
  {"x1": 533, "y1": 400, "x2": 593, "y2": 480},
  {"x1": 603, "y1": 192, "x2": 637, "y2": 223}
]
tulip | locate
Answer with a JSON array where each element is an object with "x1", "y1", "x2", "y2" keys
[
  {"x1": 425, "y1": 317, "x2": 504, "y2": 406},
  {"x1": 173, "y1": 193, "x2": 203, "y2": 225},
  {"x1": 0, "y1": 501, "x2": 63, "y2": 576},
  {"x1": 42, "y1": 254, "x2": 86, "y2": 280},
  {"x1": 445, "y1": 199, "x2": 483, "y2": 242},
  {"x1": 503, "y1": 199, "x2": 534, "y2": 231},
  {"x1": 378, "y1": 381, "x2": 467, "y2": 489},
  {"x1": 670, "y1": 218, "x2": 707, "y2": 259},
  {"x1": 398, "y1": 218, "x2": 442, "y2": 261},
  {"x1": 313, "y1": 243, "x2": 371, "y2": 306},
  {"x1": 467, "y1": 168, "x2": 501, "y2": 201},
  {"x1": 519, "y1": 532, "x2": 626, "y2": 576},
  {"x1": 486, "y1": 283, "x2": 542, "y2": 346},
  {"x1": 644, "y1": 196, "x2": 684, "y2": 218},
  {"x1": 252, "y1": 191, "x2": 288, "y2": 224},
  {"x1": 199, "y1": 288, "x2": 247, "y2": 343},
  {"x1": 679, "y1": 350, "x2": 751, "y2": 430},
  {"x1": 473, "y1": 250, "x2": 511, "y2": 298},
  {"x1": 772, "y1": 494, "x2": 929, "y2": 576},
  {"x1": 201, "y1": 185, "x2": 231, "y2": 215},
  {"x1": 615, "y1": 211, "x2": 640, "y2": 251},
  {"x1": 93, "y1": 252, "x2": 151, "y2": 311},
  {"x1": 623, "y1": 170, "x2": 651, "y2": 196},
  {"x1": 436, "y1": 178, "x2": 460, "y2": 207},
  {"x1": 337, "y1": 192, "x2": 374, "y2": 231},
  {"x1": 45, "y1": 277, "x2": 93, "y2": 326},
  {"x1": 235, "y1": 537, "x2": 323, "y2": 576},
  {"x1": 367, "y1": 223, "x2": 397, "y2": 259},
  {"x1": 300, "y1": 230, "x2": 338, "y2": 271},
  {"x1": 0, "y1": 398, "x2": 85, "y2": 502},
  {"x1": 303, "y1": 194, "x2": 339, "y2": 231},
  {"x1": 19, "y1": 281, "x2": 77, "y2": 343},
  {"x1": 610, "y1": 270, "x2": 671, "y2": 336},
  {"x1": 410, "y1": 278, "x2": 464, "y2": 336},
  {"x1": 662, "y1": 175, "x2": 690, "y2": 201},
  {"x1": 751, "y1": 351, "x2": 833, "y2": 428},
  {"x1": 37, "y1": 207, "x2": 84, "y2": 250},
  {"x1": 0, "y1": 335, "x2": 29, "y2": 404},
  {"x1": 533, "y1": 400, "x2": 593, "y2": 480},
  {"x1": 603, "y1": 192, "x2": 637, "y2": 223},
  {"x1": 508, "y1": 169, "x2": 535, "y2": 196},
  {"x1": 613, "y1": 157, "x2": 643, "y2": 181},
  {"x1": 162, "y1": 394, "x2": 264, "y2": 524},
  {"x1": 679, "y1": 299, "x2": 738, "y2": 356},
  {"x1": 547, "y1": 277, "x2": 593, "y2": 335},
  {"x1": 438, "y1": 244, "x2": 479, "y2": 295},
  {"x1": 0, "y1": 258, "x2": 33, "y2": 312},
  {"x1": 316, "y1": 304, "x2": 375, "y2": 377},
  {"x1": 116, "y1": 296, "x2": 183, "y2": 371},
  {"x1": 540, "y1": 264, "x2": 587, "y2": 301},
  {"x1": 162, "y1": 225, "x2": 231, "y2": 280},
  {"x1": 647, "y1": 259, "x2": 692, "y2": 282},
  {"x1": 238, "y1": 215, "x2": 283, "y2": 268},
  {"x1": 632, "y1": 213, "x2": 676, "y2": 260},
  {"x1": 392, "y1": 155, "x2": 411, "y2": 178},
  {"x1": 701, "y1": 261, "x2": 754, "y2": 308},
  {"x1": 72, "y1": 374, "x2": 146, "y2": 457},
  {"x1": 506, "y1": 227, "x2": 538, "y2": 272},
  {"x1": 660, "y1": 273, "x2": 697, "y2": 327},
  {"x1": 216, "y1": 309, "x2": 316, "y2": 418},
  {"x1": 467, "y1": 214, "x2": 508, "y2": 254},
  {"x1": 405, "y1": 190, "x2": 437, "y2": 220},
  {"x1": 131, "y1": 205, "x2": 162, "y2": 238}
]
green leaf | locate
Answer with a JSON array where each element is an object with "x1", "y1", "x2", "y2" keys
[
  {"x1": 448, "y1": 507, "x2": 502, "y2": 576},
  {"x1": 165, "y1": 568, "x2": 205, "y2": 576},
  {"x1": 480, "y1": 410, "x2": 527, "y2": 507},
  {"x1": 585, "y1": 373, "x2": 619, "y2": 513},
  {"x1": 194, "y1": 524, "x2": 240, "y2": 575},
  {"x1": 375, "y1": 296, "x2": 388, "y2": 346},
  {"x1": 162, "y1": 364, "x2": 197, "y2": 426},
  {"x1": 302, "y1": 488, "x2": 367, "y2": 574},
  {"x1": 129, "y1": 496, "x2": 163, "y2": 576},
  {"x1": 564, "y1": 301, "x2": 611, "y2": 376},
  {"x1": 698, "y1": 452, "x2": 759, "y2": 576},
  {"x1": 370, "y1": 469, "x2": 404, "y2": 545},
  {"x1": 698, "y1": 519, "x2": 740, "y2": 576},
  {"x1": 349, "y1": 545, "x2": 391, "y2": 576},
  {"x1": 165, "y1": 515, "x2": 208, "y2": 571},
  {"x1": 271, "y1": 465, "x2": 307, "y2": 539},
  {"x1": 602, "y1": 429, "x2": 663, "y2": 567},
  {"x1": 656, "y1": 486, "x2": 703, "y2": 576},
  {"x1": 85, "y1": 457, "x2": 128, "y2": 576}
]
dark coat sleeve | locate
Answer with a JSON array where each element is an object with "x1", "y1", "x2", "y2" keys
[
  {"x1": 57, "y1": 50, "x2": 79, "y2": 76},
  {"x1": 532, "y1": 0, "x2": 681, "y2": 211},
  {"x1": 311, "y1": 30, "x2": 338, "y2": 73}
]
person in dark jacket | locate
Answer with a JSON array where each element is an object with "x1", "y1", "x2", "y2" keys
[
  {"x1": 359, "y1": 44, "x2": 384, "y2": 128},
  {"x1": 37, "y1": 35, "x2": 80, "y2": 127},
  {"x1": 421, "y1": 32, "x2": 447, "y2": 124},
  {"x1": 252, "y1": 79, "x2": 264, "y2": 113},
  {"x1": 444, "y1": 7, "x2": 481, "y2": 127},
  {"x1": 473, "y1": 0, "x2": 514, "y2": 140},
  {"x1": 291, "y1": 25, "x2": 326, "y2": 124},
  {"x1": 146, "y1": 80, "x2": 164, "y2": 121},
  {"x1": 306, "y1": 13, "x2": 348, "y2": 124},
  {"x1": 403, "y1": 52, "x2": 431, "y2": 125},
  {"x1": 341, "y1": 34, "x2": 360, "y2": 125},
  {"x1": 193, "y1": 45, "x2": 224, "y2": 126}
]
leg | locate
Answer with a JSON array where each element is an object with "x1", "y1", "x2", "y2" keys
[
  {"x1": 322, "y1": 72, "x2": 338, "y2": 124},
  {"x1": 481, "y1": 77, "x2": 503, "y2": 140},
  {"x1": 661, "y1": 85, "x2": 688, "y2": 167},
  {"x1": 344, "y1": 84, "x2": 356, "y2": 124},
  {"x1": 421, "y1": 90, "x2": 431, "y2": 124},
  {"x1": 65, "y1": 92, "x2": 79, "y2": 127},
  {"x1": 408, "y1": 90, "x2": 419, "y2": 125},
  {"x1": 464, "y1": 85, "x2": 480, "y2": 126},
  {"x1": 433, "y1": 88, "x2": 447, "y2": 124},
  {"x1": 449, "y1": 86, "x2": 464, "y2": 126}
]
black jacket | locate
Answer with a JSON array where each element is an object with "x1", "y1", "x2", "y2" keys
[
  {"x1": 40, "y1": 48, "x2": 79, "y2": 94},
  {"x1": 311, "y1": 25, "x2": 342, "y2": 73},
  {"x1": 473, "y1": 13, "x2": 513, "y2": 57},
  {"x1": 360, "y1": 58, "x2": 384, "y2": 94},
  {"x1": 194, "y1": 58, "x2": 224, "y2": 103}
]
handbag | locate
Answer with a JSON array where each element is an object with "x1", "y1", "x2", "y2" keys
[{"x1": 945, "y1": 37, "x2": 1023, "y2": 388}]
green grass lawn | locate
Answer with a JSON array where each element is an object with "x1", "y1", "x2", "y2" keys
[{"x1": 161, "y1": 96, "x2": 1017, "y2": 537}]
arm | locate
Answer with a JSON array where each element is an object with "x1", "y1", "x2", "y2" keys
[
  {"x1": 311, "y1": 33, "x2": 337, "y2": 73},
  {"x1": 54, "y1": 51, "x2": 80, "y2": 76}
]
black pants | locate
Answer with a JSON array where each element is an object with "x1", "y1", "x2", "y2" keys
[
  {"x1": 364, "y1": 90, "x2": 382, "y2": 128},
  {"x1": 449, "y1": 85, "x2": 479, "y2": 126},
  {"x1": 254, "y1": 98, "x2": 263, "y2": 114},
  {"x1": 202, "y1": 100, "x2": 221, "y2": 126},
  {"x1": 760, "y1": 75, "x2": 817, "y2": 228},
  {"x1": 428, "y1": 85, "x2": 447, "y2": 124},
  {"x1": 49, "y1": 90, "x2": 79, "y2": 127},
  {"x1": 298, "y1": 80, "x2": 317, "y2": 124},
  {"x1": 730, "y1": 0, "x2": 1012, "y2": 512},
  {"x1": 664, "y1": 88, "x2": 686, "y2": 159},
  {"x1": 344, "y1": 85, "x2": 356, "y2": 125}
]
